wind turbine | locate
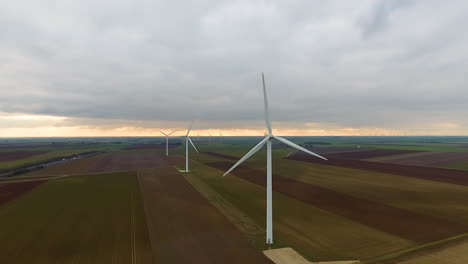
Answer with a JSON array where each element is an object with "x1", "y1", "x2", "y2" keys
[
  {"x1": 223, "y1": 73, "x2": 327, "y2": 245},
  {"x1": 180, "y1": 121, "x2": 198, "y2": 172},
  {"x1": 159, "y1": 130, "x2": 178, "y2": 156}
]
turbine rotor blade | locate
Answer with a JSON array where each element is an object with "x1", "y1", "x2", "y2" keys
[
  {"x1": 223, "y1": 136, "x2": 270, "y2": 176},
  {"x1": 262, "y1": 72, "x2": 272, "y2": 134},
  {"x1": 168, "y1": 130, "x2": 178, "y2": 136},
  {"x1": 159, "y1": 130, "x2": 168, "y2": 136},
  {"x1": 187, "y1": 136, "x2": 199, "y2": 153},
  {"x1": 273, "y1": 136, "x2": 327, "y2": 160},
  {"x1": 186, "y1": 120, "x2": 194, "y2": 136}
]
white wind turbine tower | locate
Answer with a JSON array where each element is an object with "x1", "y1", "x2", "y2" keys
[
  {"x1": 159, "y1": 130, "x2": 178, "y2": 156},
  {"x1": 180, "y1": 121, "x2": 198, "y2": 172},
  {"x1": 223, "y1": 73, "x2": 327, "y2": 245}
]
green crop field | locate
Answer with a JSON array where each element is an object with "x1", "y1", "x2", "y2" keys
[{"x1": 0, "y1": 171, "x2": 152, "y2": 264}]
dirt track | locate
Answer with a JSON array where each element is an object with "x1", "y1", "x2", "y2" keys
[
  {"x1": 288, "y1": 153, "x2": 468, "y2": 186},
  {"x1": 207, "y1": 161, "x2": 468, "y2": 243},
  {"x1": 138, "y1": 167, "x2": 273, "y2": 264}
]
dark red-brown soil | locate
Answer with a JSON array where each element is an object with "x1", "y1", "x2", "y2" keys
[
  {"x1": 124, "y1": 143, "x2": 169, "y2": 150},
  {"x1": 138, "y1": 167, "x2": 273, "y2": 264},
  {"x1": 306, "y1": 146, "x2": 367, "y2": 154},
  {"x1": 0, "y1": 180, "x2": 47, "y2": 206},
  {"x1": 207, "y1": 161, "x2": 468, "y2": 243},
  {"x1": 25, "y1": 153, "x2": 186, "y2": 177},
  {"x1": 288, "y1": 153, "x2": 468, "y2": 186},
  {"x1": 323, "y1": 149, "x2": 423, "y2": 160},
  {"x1": 202, "y1": 152, "x2": 238, "y2": 160},
  {"x1": 0, "y1": 151, "x2": 48, "y2": 162},
  {"x1": 376, "y1": 152, "x2": 468, "y2": 167},
  {"x1": 88, "y1": 153, "x2": 185, "y2": 172}
]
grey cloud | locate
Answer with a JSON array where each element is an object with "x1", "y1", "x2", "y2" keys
[{"x1": 1, "y1": 0, "x2": 468, "y2": 132}]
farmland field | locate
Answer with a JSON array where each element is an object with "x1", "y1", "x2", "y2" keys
[
  {"x1": 183, "y1": 159, "x2": 414, "y2": 261},
  {"x1": 2, "y1": 136, "x2": 468, "y2": 263},
  {"x1": 0, "y1": 180, "x2": 47, "y2": 205},
  {"x1": 323, "y1": 149, "x2": 423, "y2": 160},
  {"x1": 138, "y1": 167, "x2": 273, "y2": 264},
  {"x1": 206, "y1": 161, "x2": 468, "y2": 243},
  {"x1": 23, "y1": 151, "x2": 184, "y2": 177},
  {"x1": 371, "y1": 151, "x2": 468, "y2": 168},
  {"x1": 0, "y1": 171, "x2": 152, "y2": 263},
  {"x1": 0, "y1": 151, "x2": 49, "y2": 162},
  {"x1": 288, "y1": 153, "x2": 468, "y2": 186}
]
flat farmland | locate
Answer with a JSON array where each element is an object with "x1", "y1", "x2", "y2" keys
[
  {"x1": 323, "y1": 149, "x2": 423, "y2": 160},
  {"x1": 185, "y1": 160, "x2": 414, "y2": 262},
  {"x1": 214, "y1": 152, "x2": 468, "y2": 224},
  {"x1": 0, "y1": 151, "x2": 49, "y2": 162},
  {"x1": 305, "y1": 146, "x2": 366, "y2": 154},
  {"x1": 288, "y1": 153, "x2": 468, "y2": 186},
  {"x1": 372, "y1": 152, "x2": 468, "y2": 168},
  {"x1": 137, "y1": 167, "x2": 273, "y2": 264},
  {"x1": 202, "y1": 151, "x2": 468, "y2": 225},
  {"x1": 0, "y1": 171, "x2": 152, "y2": 264},
  {"x1": 0, "y1": 179, "x2": 47, "y2": 205},
  {"x1": 124, "y1": 143, "x2": 169, "y2": 150},
  {"x1": 24, "y1": 151, "x2": 184, "y2": 177},
  {"x1": 379, "y1": 237, "x2": 468, "y2": 264},
  {"x1": 207, "y1": 161, "x2": 468, "y2": 243}
]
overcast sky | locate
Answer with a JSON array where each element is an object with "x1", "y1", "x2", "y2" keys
[{"x1": 1, "y1": 0, "x2": 467, "y2": 136}]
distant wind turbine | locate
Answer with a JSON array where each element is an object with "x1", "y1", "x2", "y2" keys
[
  {"x1": 159, "y1": 130, "x2": 178, "y2": 156},
  {"x1": 180, "y1": 121, "x2": 198, "y2": 172},
  {"x1": 223, "y1": 73, "x2": 327, "y2": 245}
]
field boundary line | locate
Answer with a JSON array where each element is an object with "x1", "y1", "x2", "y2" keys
[{"x1": 361, "y1": 233, "x2": 468, "y2": 263}]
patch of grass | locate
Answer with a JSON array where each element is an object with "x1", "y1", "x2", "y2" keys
[{"x1": 0, "y1": 171, "x2": 152, "y2": 263}]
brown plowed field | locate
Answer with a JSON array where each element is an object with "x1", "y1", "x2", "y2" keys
[
  {"x1": 138, "y1": 167, "x2": 273, "y2": 264},
  {"x1": 124, "y1": 143, "x2": 170, "y2": 150},
  {"x1": 375, "y1": 152, "x2": 468, "y2": 167},
  {"x1": 288, "y1": 154, "x2": 468, "y2": 186},
  {"x1": 88, "y1": 152, "x2": 171, "y2": 171},
  {"x1": 0, "y1": 151, "x2": 48, "y2": 162},
  {"x1": 323, "y1": 149, "x2": 423, "y2": 160},
  {"x1": 25, "y1": 152, "x2": 185, "y2": 177},
  {"x1": 306, "y1": 146, "x2": 366, "y2": 154},
  {"x1": 0, "y1": 180, "x2": 47, "y2": 206},
  {"x1": 207, "y1": 161, "x2": 468, "y2": 243}
]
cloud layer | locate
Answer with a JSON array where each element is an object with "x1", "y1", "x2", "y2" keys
[{"x1": 1, "y1": 0, "x2": 468, "y2": 135}]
